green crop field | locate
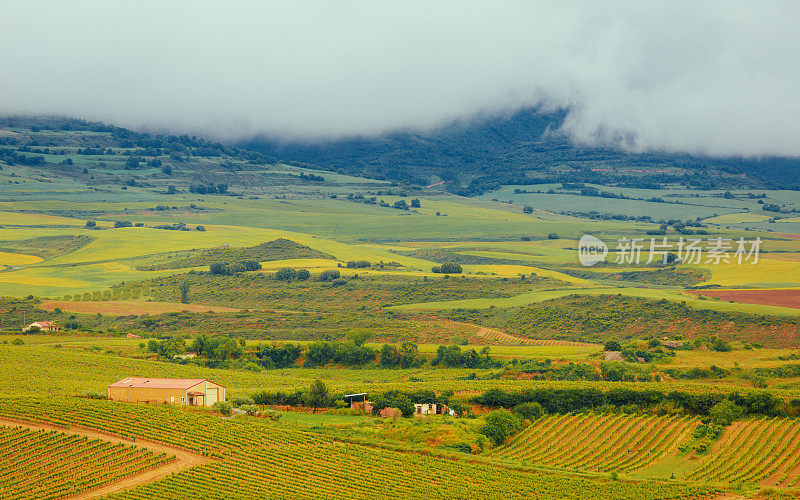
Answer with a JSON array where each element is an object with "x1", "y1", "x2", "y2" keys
[{"x1": 2, "y1": 119, "x2": 800, "y2": 498}]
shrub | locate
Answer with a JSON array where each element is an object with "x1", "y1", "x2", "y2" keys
[
  {"x1": 547, "y1": 232, "x2": 559, "y2": 239},
  {"x1": 319, "y1": 269, "x2": 340, "y2": 282},
  {"x1": 604, "y1": 340, "x2": 622, "y2": 351},
  {"x1": 212, "y1": 401, "x2": 233, "y2": 416},
  {"x1": 432, "y1": 262, "x2": 462, "y2": 274},
  {"x1": 239, "y1": 404, "x2": 259, "y2": 416},
  {"x1": 709, "y1": 400, "x2": 743, "y2": 426},
  {"x1": 296, "y1": 269, "x2": 311, "y2": 280},
  {"x1": 114, "y1": 220, "x2": 133, "y2": 228},
  {"x1": 229, "y1": 395, "x2": 255, "y2": 407},
  {"x1": 514, "y1": 402, "x2": 545, "y2": 421},
  {"x1": 275, "y1": 267, "x2": 298, "y2": 281},
  {"x1": 481, "y1": 409, "x2": 522, "y2": 446}
]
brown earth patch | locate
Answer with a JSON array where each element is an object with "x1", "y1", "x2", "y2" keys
[
  {"x1": 696, "y1": 289, "x2": 800, "y2": 310},
  {"x1": 40, "y1": 299, "x2": 241, "y2": 316}
]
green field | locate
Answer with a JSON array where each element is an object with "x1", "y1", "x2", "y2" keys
[{"x1": 4, "y1": 119, "x2": 800, "y2": 498}]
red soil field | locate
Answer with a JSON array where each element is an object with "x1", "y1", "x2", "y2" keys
[
  {"x1": 696, "y1": 289, "x2": 800, "y2": 309},
  {"x1": 39, "y1": 300, "x2": 240, "y2": 316}
]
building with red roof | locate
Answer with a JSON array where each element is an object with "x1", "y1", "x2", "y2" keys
[{"x1": 108, "y1": 377, "x2": 225, "y2": 407}]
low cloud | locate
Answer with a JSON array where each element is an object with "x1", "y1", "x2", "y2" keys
[{"x1": 0, "y1": 1, "x2": 798, "y2": 156}]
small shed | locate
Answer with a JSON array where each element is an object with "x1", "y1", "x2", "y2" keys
[
  {"x1": 344, "y1": 393, "x2": 372, "y2": 413},
  {"x1": 23, "y1": 321, "x2": 60, "y2": 332},
  {"x1": 108, "y1": 377, "x2": 225, "y2": 406}
]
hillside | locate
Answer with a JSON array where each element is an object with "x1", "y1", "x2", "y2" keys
[{"x1": 243, "y1": 108, "x2": 800, "y2": 195}]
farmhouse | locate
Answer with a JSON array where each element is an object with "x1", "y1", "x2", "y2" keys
[
  {"x1": 108, "y1": 377, "x2": 225, "y2": 406},
  {"x1": 23, "y1": 321, "x2": 60, "y2": 332}
]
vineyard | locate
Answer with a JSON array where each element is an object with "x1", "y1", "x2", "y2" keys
[
  {"x1": 0, "y1": 396, "x2": 713, "y2": 499},
  {"x1": 487, "y1": 413, "x2": 696, "y2": 473},
  {"x1": 687, "y1": 417, "x2": 800, "y2": 486},
  {"x1": 0, "y1": 425, "x2": 173, "y2": 500}
]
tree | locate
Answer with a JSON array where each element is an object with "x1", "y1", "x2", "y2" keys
[
  {"x1": 432, "y1": 262, "x2": 462, "y2": 274},
  {"x1": 346, "y1": 328, "x2": 373, "y2": 347},
  {"x1": 547, "y1": 232, "x2": 559, "y2": 239},
  {"x1": 514, "y1": 402, "x2": 545, "y2": 421},
  {"x1": 709, "y1": 400, "x2": 743, "y2": 426},
  {"x1": 481, "y1": 409, "x2": 522, "y2": 446},
  {"x1": 604, "y1": 340, "x2": 621, "y2": 351},
  {"x1": 319, "y1": 269, "x2": 340, "y2": 282},
  {"x1": 393, "y1": 200, "x2": 409, "y2": 210},
  {"x1": 212, "y1": 401, "x2": 232, "y2": 416},
  {"x1": 84, "y1": 220, "x2": 96, "y2": 228},
  {"x1": 410, "y1": 198, "x2": 421, "y2": 208},
  {"x1": 296, "y1": 269, "x2": 311, "y2": 280},
  {"x1": 179, "y1": 281, "x2": 190, "y2": 304},
  {"x1": 275, "y1": 267, "x2": 297, "y2": 281},
  {"x1": 523, "y1": 205, "x2": 533, "y2": 214},
  {"x1": 307, "y1": 379, "x2": 329, "y2": 414}
]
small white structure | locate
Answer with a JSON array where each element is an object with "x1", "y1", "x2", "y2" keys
[
  {"x1": 414, "y1": 403, "x2": 455, "y2": 416},
  {"x1": 23, "y1": 321, "x2": 60, "y2": 332}
]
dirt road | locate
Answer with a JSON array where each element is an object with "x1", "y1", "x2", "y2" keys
[{"x1": 0, "y1": 417, "x2": 211, "y2": 499}]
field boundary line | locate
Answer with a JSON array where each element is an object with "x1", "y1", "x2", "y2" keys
[{"x1": 0, "y1": 416, "x2": 212, "y2": 499}]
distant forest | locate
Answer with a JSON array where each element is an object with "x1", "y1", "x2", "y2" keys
[{"x1": 242, "y1": 108, "x2": 800, "y2": 196}]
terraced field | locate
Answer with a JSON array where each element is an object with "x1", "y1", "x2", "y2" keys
[
  {"x1": 687, "y1": 417, "x2": 800, "y2": 486},
  {"x1": 488, "y1": 413, "x2": 696, "y2": 473},
  {"x1": 0, "y1": 425, "x2": 173, "y2": 500}
]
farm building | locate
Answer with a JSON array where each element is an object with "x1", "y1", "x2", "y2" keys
[
  {"x1": 108, "y1": 377, "x2": 225, "y2": 406},
  {"x1": 344, "y1": 393, "x2": 372, "y2": 413},
  {"x1": 23, "y1": 321, "x2": 60, "y2": 332},
  {"x1": 414, "y1": 403, "x2": 455, "y2": 416}
]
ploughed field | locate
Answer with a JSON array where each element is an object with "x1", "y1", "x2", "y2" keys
[{"x1": 696, "y1": 289, "x2": 800, "y2": 310}]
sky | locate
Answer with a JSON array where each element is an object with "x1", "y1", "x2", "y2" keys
[{"x1": 0, "y1": 1, "x2": 798, "y2": 157}]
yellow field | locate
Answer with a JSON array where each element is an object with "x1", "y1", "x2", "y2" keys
[
  {"x1": 698, "y1": 257, "x2": 800, "y2": 287},
  {"x1": 39, "y1": 300, "x2": 240, "y2": 316},
  {"x1": 704, "y1": 213, "x2": 771, "y2": 224},
  {"x1": 0, "y1": 251, "x2": 42, "y2": 265},
  {"x1": 0, "y1": 210, "x2": 87, "y2": 226}
]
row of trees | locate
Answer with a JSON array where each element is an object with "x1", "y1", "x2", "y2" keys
[
  {"x1": 473, "y1": 387, "x2": 785, "y2": 417},
  {"x1": 432, "y1": 345, "x2": 500, "y2": 368}
]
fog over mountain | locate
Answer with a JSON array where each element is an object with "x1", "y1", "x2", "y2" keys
[{"x1": 1, "y1": 1, "x2": 798, "y2": 157}]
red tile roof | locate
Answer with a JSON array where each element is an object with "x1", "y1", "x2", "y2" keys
[{"x1": 109, "y1": 377, "x2": 206, "y2": 389}]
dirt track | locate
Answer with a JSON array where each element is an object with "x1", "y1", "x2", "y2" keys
[{"x1": 0, "y1": 417, "x2": 211, "y2": 499}]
